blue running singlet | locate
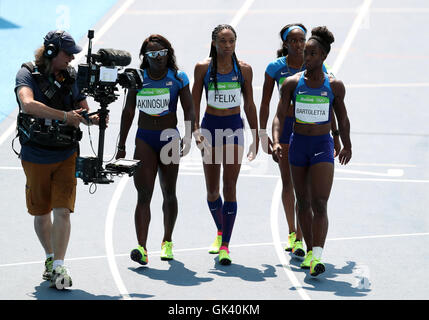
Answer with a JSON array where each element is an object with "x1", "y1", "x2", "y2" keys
[
  {"x1": 201, "y1": 60, "x2": 244, "y2": 147},
  {"x1": 136, "y1": 68, "x2": 189, "y2": 153},
  {"x1": 265, "y1": 57, "x2": 328, "y2": 144},
  {"x1": 288, "y1": 71, "x2": 335, "y2": 167}
]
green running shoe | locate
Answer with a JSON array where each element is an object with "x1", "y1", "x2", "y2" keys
[
  {"x1": 50, "y1": 265, "x2": 72, "y2": 290},
  {"x1": 160, "y1": 241, "x2": 174, "y2": 261},
  {"x1": 219, "y1": 247, "x2": 232, "y2": 265},
  {"x1": 300, "y1": 251, "x2": 313, "y2": 269},
  {"x1": 130, "y1": 245, "x2": 148, "y2": 265},
  {"x1": 42, "y1": 257, "x2": 53, "y2": 280},
  {"x1": 292, "y1": 240, "x2": 306, "y2": 258},
  {"x1": 208, "y1": 235, "x2": 222, "y2": 254},
  {"x1": 310, "y1": 258, "x2": 325, "y2": 277},
  {"x1": 284, "y1": 232, "x2": 296, "y2": 252}
]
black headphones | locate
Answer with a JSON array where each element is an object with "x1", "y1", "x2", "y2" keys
[{"x1": 43, "y1": 30, "x2": 65, "y2": 59}]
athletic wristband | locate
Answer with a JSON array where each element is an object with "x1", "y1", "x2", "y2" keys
[
  {"x1": 259, "y1": 129, "x2": 268, "y2": 137},
  {"x1": 332, "y1": 130, "x2": 340, "y2": 137},
  {"x1": 61, "y1": 111, "x2": 67, "y2": 124}
]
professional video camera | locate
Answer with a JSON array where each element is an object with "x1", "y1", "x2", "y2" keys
[{"x1": 75, "y1": 30, "x2": 142, "y2": 185}]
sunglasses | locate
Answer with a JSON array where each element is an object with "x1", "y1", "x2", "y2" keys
[{"x1": 145, "y1": 49, "x2": 168, "y2": 58}]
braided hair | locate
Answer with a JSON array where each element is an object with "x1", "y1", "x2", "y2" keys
[
  {"x1": 209, "y1": 24, "x2": 243, "y2": 93},
  {"x1": 277, "y1": 23, "x2": 307, "y2": 58},
  {"x1": 139, "y1": 34, "x2": 182, "y2": 83},
  {"x1": 308, "y1": 26, "x2": 335, "y2": 55}
]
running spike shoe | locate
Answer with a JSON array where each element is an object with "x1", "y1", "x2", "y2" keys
[
  {"x1": 292, "y1": 240, "x2": 306, "y2": 258},
  {"x1": 219, "y1": 247, "x2": 232, "y2": 265},
  {"x1": 160, "y1": 241, "x2": 174, "y2": 260},
  {"x1": 284, "y1": 232, "x2": 296, "y2": 252},
  {"x1": 42, "y1": 257, "x2": 53, "y2": 280},
  {"x1": 130, "y1": 245, "x2": 148, "y2": 265},
  {"x1": 208, "y1": 235, "x2": 222, "y2": 254},
  {"x1": 310, "y1": 258, "x2": 326, "y2": 277},
  {"x1": 300, "y1": 251, "x2": 313, "y2": 269}
]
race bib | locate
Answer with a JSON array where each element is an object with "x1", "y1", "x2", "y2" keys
[
  {"x1": 295, "y1": 94, "x2": 329, "y2": 124},
  {"x1": 137, "y1": 88, "x2": 170, "y2": 115},
  {"x1": 207, "y1": 82, "x2": 241, "y2": 109}
]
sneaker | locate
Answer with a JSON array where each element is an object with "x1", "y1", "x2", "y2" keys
[
  {"x1": 292, "y1": 240, "x2": 306, "y2": 258},
  {"x1": 42, "y1": 257, "x2": 53, "y2": 280},
  {"x1": 284, "y1": 232, "x2": 296, "y2": 252},
  {"x1": 310, "y1": 258, "x2": 325, "y2": 277},
  {"x1": 130, "y1": 245, "x2": 148, "y2": 265},
  {"x1": 208, "y1": 235, "x2": 222, "y2": 254},
  {"x1": 300, "y1": 251, "x2": 313, "y2": 269},
  {"x1": 160, "y1": 241, "x2": 174, "y2": 260},
  {"x1": 50, "y1": 265, "x2": 72, "y2": 290},
  {"x1": 219, "y1": 247, "x2": 232, "y2": 265}
]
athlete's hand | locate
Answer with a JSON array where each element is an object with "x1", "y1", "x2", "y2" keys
[
  {"x1": 180, "y1": 136, "x2": 192, "y2": 157},
  {"x1": 272, "y1": 142, "x2": 282, "y2": 163},
  {"x1": 333, "y1": 135, "x2": 341, "y2": 158},
  {"x1": 338, "y1": 147, "x2": 352, "y2": 165},
  {"x1": 259, "y1": 130, "x2": 273, "y2": 154},
  {"x1": 193, "y1": 130, "x2": 211, "y2": 158},
  {"x1": 247, "y1": 139, "x2": 259, "y2": 162}
]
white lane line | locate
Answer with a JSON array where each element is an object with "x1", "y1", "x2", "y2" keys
[
  {"x1": 253, "y1": 83, "x2": 429, "y2": 90},
  {"x1": 346, "y1": 162, "x2": 416, "y2": 168},
  {"x1": 2, "y1": 166, "x2": 429, "y2": 183},
  {"x1": 346, "y1": 82, "x2": 429, "y2": 88},
  {"x1": 269, "y1": 0, "x2": 373, "y2": 301},
  {"x1": 178, "y1": 171, "x2": 429, "y2": 183},
  {"x1": 270, "y1": 179, "x2": 311, "y2": 300},
  {"x1": 73, "y1": 0, "x2": 136, "y2": 64},
  {"x1": 331, "y1": 0, "x2": 373, "y2": 75},
  {"x1": 105, "y1": 176, "x2": 131, "y2": 300},
  {"x1": 335, "y1": 168, "x2": 404, "y2": 177},
  {"x1": 0, "y1": 120, "x2": 17, "y2": 147},
  {"x1": 230, "y1": 0, "x2": 255, "y2": 28},
  {"x1": 2, "y1": 231, "x2": 428, "y2": 269}
]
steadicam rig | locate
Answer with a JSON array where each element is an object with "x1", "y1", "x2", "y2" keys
[{"x1": 75, "y1": 30, "x2": 141, "y2": 185}]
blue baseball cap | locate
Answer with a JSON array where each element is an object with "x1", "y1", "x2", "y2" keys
[{"x1": 44, "y1": 30, "x2": 82, "y2": 55}]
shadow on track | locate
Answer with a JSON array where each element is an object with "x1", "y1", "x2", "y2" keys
[
  {"x1": 30, "y1": 282, "x2": 154, "y2": 300},
  {"x1": 129, "y1": 259, "x2": 214, "y2": 287},
  {"x1": 286, "y1": 259, "x2": 371, "y2": 297},
  {"x1": 209, "y1": 258, "x2": 277, "y2": 282}
]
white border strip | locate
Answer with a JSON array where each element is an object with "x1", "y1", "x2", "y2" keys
[
  {"x1": 105, "y1": 176, "x2": 131, "y2": 300},
  {"x1": 331, "y1": 0, "x2": 373, "y2": 75},
  {"x1": 270, "y1": 179, "x2": 311, "y2": 300},
  {"x1": 2, "y1": 232, "x2": 428, "y2": 269},
  {"x1": 230, "y1": 0, "x2": 255, "y2": 28}
]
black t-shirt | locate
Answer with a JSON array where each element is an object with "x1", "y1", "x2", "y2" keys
[{"x1": 15, "y1": 65, "x2": 85, "y2": 163}]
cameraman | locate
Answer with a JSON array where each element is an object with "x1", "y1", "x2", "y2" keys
[{"x1": 15, "y1": 30, "x2": 100, "y2": 290}]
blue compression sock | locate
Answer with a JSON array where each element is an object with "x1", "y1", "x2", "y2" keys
[
  {"x1": 207, "y1": 196, "x2": 223, "y2": 231},
  {"x1": 221, "y1": 201, "x2": 237, "y2": 243}
]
